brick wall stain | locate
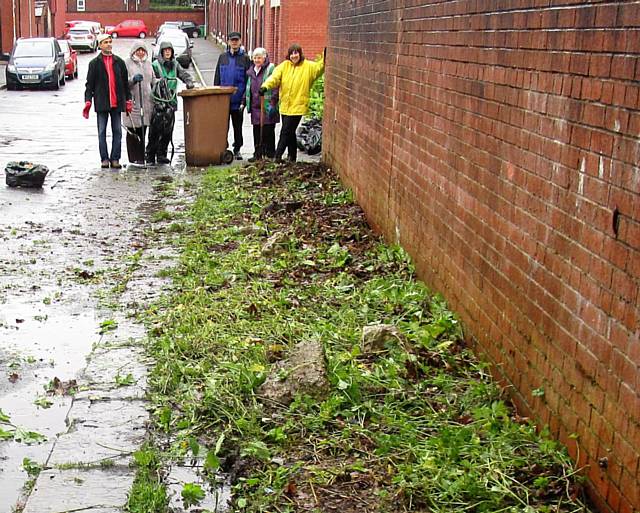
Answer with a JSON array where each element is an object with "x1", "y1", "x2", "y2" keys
[{"x1": 325, "y1": 1, "x2": 639, "y2": 511}]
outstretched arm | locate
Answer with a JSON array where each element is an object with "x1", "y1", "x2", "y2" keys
[
  {"x1": 261, "y1": 62, "x2": 284, "y2": 91},
  {"x1": 177, "y1": 62, "x2": 195, "y2": 89}
]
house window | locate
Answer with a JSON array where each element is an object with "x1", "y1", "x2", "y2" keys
[{"x1": 77, "y1": 0, "x2": 85, "y2": 11}]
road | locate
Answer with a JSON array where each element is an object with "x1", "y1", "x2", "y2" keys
[{"x1": 0, "y1": 38, "x2": 189, "y2": 513}]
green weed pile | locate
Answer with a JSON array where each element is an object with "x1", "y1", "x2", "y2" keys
[{"x1": 141, "y1": 162, "x2": 588, "y2": 513}]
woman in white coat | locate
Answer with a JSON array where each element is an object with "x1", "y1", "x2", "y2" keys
[{"x1": 123, "y1": 41, "x2": 154, "y2": 165}]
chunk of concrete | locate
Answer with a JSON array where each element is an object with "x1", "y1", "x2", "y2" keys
[
  {"x1": 258, "y1": 340, "x2": 328, "y2": 407},
  {"x1": 361, "y1": 324, "x2": 404, "y2": 353}
]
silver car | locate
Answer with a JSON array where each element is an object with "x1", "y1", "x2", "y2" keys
[
  {"x1": 153, "y1": 33, "x2": 193, "y2": 68},
  {"x1": 67, "y1": 27, "x2": 97, "y2": 52}
]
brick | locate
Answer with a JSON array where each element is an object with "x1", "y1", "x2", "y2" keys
[{"x1": 610, "y1": 55, "x2": 638, "y2": 81}]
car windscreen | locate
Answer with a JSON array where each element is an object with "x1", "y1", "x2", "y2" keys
[
  {"x1": 13, "y1": 41, "x2": 53, "y2": 57},
  {"x1": 70, "y1": 29, "x2": 91, "y2": 35}
]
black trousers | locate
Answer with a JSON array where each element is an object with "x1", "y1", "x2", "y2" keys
[
  {"x1": 229, "y1": 109, "x2": 244, "y2": 152},
  {"x1": 146, "y1": 110, "x2": 175, "y2": 160},
  {"x1": 126, "y1": 126, "x2": 146, "y2": 164},
  {"x1": 276, "y1": 115, "x2": 302, "y2": 162},
  {"x1": 252, "y1": 124, "x2": 276, "y2": 158}
]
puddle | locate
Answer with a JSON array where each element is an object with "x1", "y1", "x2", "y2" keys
[
  {"x1": 0, "y1": 306, "x2": 99, "y2": 513},
  {"x1": 166, "y1": 464, "x2": 231, "y2": 512}
]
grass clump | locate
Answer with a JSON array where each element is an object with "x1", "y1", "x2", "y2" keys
[
  {"x1": 142, "y1": 161, "x2": 589, "y2": 512},
  {"x1": 126, "y1": 447, "x2": 167, "y2": 513}
]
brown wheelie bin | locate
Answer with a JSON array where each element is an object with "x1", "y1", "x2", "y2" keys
[{"x1": 178, "y1": 86, "x2": 237, "y2": 166}]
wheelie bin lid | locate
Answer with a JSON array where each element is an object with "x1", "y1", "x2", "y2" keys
[{"x1": 179, "y1": 86, "x2": 237, "y2": 97}]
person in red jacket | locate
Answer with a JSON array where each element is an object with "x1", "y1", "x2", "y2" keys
[{"x1": 83, "y1": 33, "x2": 132, "y2": 169}]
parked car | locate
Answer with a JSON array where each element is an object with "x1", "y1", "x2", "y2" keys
[
  {"x1": 157, "y1": 21, "x2": 181, "y2": 33},
  {"x1": 5, "y1": 37, "x2": 66, "y2": 90},
  {"x1": 177, "y1": 21, "x2": 201, "y2": 38},
  {"x1": 155, "y1": 24, "x2": 183, "y2": 44},
  {"x1": 157, "y1": 21, "x2": 201, "y2": 39},
  {"x1": 107, "y1": 20, "x2": 148, "y2": 38},
  {"x1": 63, "y1": 20, "x2": 102, "y2": 37},
  {"x1": 67, "y1": 26, "x2": 97, "y2": 52},
  {"x1": 153, "y1": 32, "x2": 193, "y2": 68},
  {"x1": 57, "y1": 39, "x2": 78, "y2": 79}
]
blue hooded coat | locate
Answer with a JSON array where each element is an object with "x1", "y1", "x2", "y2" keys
[{"x1": 214, "y1": 47, "x2": 251, "y2": 111}]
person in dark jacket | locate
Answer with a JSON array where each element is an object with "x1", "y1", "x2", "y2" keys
[
  {"x1": 245, "y1": 47, "x2": 279, "y2": 161},
  {"x1": 83, "y1": 33, "x2": 132, "y2": 169},
  {"x1": 145, "y1": 41, "x2": 194, "y2": 166},
  {"x1": 214, "y1": 31, "x2": 251, "y2": 159}
]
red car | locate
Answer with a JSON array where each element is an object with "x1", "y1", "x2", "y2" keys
[
  {"x1": 107, "y1": 20, "x2": 148, "y2": 38},
  {"x1": 57, "y1": 39, "x2": 78, "y2": 79}
]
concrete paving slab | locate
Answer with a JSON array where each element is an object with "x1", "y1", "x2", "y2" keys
[
  {"x1": 77, "y1": 346, "x2": 149, "y2": 400},
  {"x1": 47, "y1": 399, "x2": 148, "y2": 466},
  {"x1": 22, "y1": 468, "x2": 131, "y2": 513}
]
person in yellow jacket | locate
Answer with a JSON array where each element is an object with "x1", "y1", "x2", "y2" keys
[{"x1": 259, "y1": 43, "x2": 325, "y2": 162}]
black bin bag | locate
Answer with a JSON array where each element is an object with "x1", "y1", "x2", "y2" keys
[
  {"x1": 5, "y1": 161, "x2": 49, "y2": 188},
  {"x1": 296, "y1": 118, "x2": 323, "y2": 155}
]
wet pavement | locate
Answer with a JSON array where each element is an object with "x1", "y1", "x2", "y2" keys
[
  {"x1": 0, "y1": 38, "x2": 191, "y2": 513},
  {"x1": 1, "y1": 35, "x2": 319, "y2": 513}
]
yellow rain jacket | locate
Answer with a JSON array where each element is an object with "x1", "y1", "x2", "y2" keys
[{"x1": 262, "y1": 55, "x2": 324, "y2": 116}]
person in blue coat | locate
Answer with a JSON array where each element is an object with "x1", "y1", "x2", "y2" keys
[{"x1": 214, "y1": 31, "x2": 251, "y2": 160}]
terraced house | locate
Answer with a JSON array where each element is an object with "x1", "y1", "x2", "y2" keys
[
  {"x1": 0, "y1": 0, "x2": 37, "y2": 55},
  {"x1": 207, "y1": 0, "x2": 328, "y2": 63}
]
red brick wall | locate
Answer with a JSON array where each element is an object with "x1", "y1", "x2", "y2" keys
[
  {"x1": 66, "y1": 0, "x2": 151, "y2": 12},
  {"x1": 324, "y1": 2, "x2": 640, "y2": 512},
  {"x1": 208, "y1": 0, "x2": 327, "y2": 66},
  {"x1": 274, "y1": 0, "x2": 327, "y2": 62}
]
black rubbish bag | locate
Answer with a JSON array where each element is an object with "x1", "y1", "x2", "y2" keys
[
  {"x1": 150, "y1": 79, "x2": 176, "y2": 140},
  {"x1": 296, "y1": 118, "x2": 322, "y2": 155},
  {"x1": 5, "y1": 161, "x2": 49, "y2": 188}
]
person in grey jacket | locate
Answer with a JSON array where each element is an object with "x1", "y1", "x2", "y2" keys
[{"x1": 123, "y1": 41, "x2": 154, "y2": 165}]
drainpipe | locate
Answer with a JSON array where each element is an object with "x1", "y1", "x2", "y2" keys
[
  {"x1": 204, "y1": 0, "x2": 208, "y2": 39},
  {"x1": 12, "y1": 0, "x2": 17, "y2": 42},
  {"x1": 29, "y1": 0, "x2": 33, "y2": 36}
]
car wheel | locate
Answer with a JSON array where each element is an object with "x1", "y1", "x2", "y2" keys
[
  {"x1": 52, "y1": 71, "x2": 60, "y2": 90},
  {"x1": 7, "y1": 82, "x2": 16, "y2": 91},
  {"x1": 139, "y1": 32, "x2": 146, "y2": 38},
  {"x1": 192, "y1": 30, "x2": 199, "y2": 38},
  {"x1": 74, "y1": 66, "x2": 79, "y2": 79},
  {"x1": 111, "y1": 32, "x2": 118, "y2": 38},
  {"x1": 61, "y1": 71, "x2": 66, "y2": 86}
]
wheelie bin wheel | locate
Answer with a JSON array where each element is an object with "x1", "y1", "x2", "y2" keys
[{"x1": 221, "y1": 150, "x2": 234, "y2": 165}]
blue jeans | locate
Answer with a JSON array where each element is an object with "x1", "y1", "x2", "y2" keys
[{"x1": 96, "y1": 109, "x2": 122, "y2": 161}]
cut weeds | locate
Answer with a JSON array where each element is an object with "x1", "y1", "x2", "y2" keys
[{"x1": 140, "y1": 161, "x2": 590, "y2": 512}]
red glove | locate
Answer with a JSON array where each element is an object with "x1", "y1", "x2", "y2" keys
[
  {"x1": 82, "y1": 101, "x2": 91, "y2": 119},
  {"x1": 126, "y1": 100, "x2": 133, "y2": 114}
]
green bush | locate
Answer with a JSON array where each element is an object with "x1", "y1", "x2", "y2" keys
[{"x1": 309, "y1": 74, "x2": 324, "y2": 120}]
